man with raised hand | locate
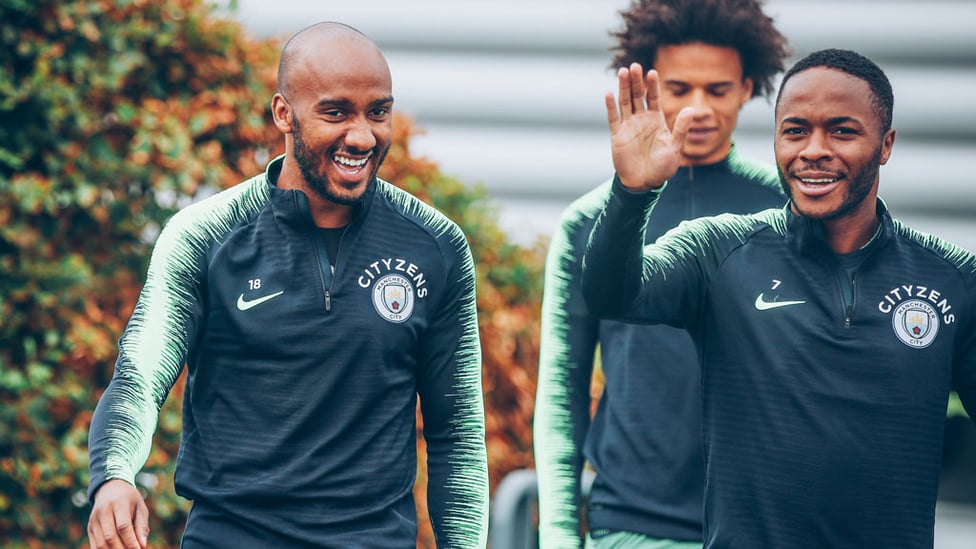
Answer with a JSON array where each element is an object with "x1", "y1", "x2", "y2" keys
[
  {"x1": 535, "y1": 1, "x2": 788, "y2": 547},
  {"x1": 583, "y1": 50, "x2": 976, "y2": 548}
]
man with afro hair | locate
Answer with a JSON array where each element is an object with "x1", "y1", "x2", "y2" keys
[{"x1": 535, "y1": 1, "x2": 789, "y2": 547}]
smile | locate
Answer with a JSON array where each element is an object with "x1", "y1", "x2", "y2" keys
[
  {"x1": 334, "y1": 155, "x2": 369, "y2": 168},
  {"x1": 798, "y1": 177, "x2": 839, "y2": 184}
]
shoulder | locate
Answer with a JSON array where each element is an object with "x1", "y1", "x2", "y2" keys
[
  {"x1": 156, "y1": 175, "x2": 269, "y2": 250},
  {"x1": 725, "y1": 149, "x2": 784, "y2": 197},
  {"x1": 553, "y1": 179, "x2": 612, "y2": 239},
  {"x1": 373, "y1": 179, "x2": 472, "y2": 258},
  {"x1": 675, "y1": 208, "x2": 781, "y2": 243},
  {"x1": 892, "y1": 219, "x2": 976, "y2": 280}
]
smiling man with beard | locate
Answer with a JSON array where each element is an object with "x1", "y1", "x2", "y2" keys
[
  {"x1": 87, "y1": 22, "x2": 488, "y2": 549},
  {"x1": 581, "y1": 49, "x2": 976, "y2": 548}
]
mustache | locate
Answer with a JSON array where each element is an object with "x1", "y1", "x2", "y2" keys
[{"x1": 793, "y1": 161, "x2": 837, "y2": 173}]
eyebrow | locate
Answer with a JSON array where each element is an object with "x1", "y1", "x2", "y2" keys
[
  {"x1": 313, "y1": 96, "x2": 395, "y2": 109},
  {"x1": 780, "y1": 116, "x2": 861, "y2": 125},
  {"x1": 662, "y1": 79, "x2": 736, "y2": 87}
]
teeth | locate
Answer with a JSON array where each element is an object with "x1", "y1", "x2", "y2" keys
[
  {"x1": 799, "y1": 178, "x2": 837, "y2": 184},
  {"x1": 335, "y1": 155, "x2": 368, "y2": 167}
]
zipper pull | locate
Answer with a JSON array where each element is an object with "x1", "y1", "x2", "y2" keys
[{"x1": 325, "y1": 290, "x2": 332, "y2": 311}]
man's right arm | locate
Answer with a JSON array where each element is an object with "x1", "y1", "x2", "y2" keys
[
  {"x1": 535, "y1": 208, "x2": 601, "y2": 549},
  {"x1": 582, "y1": 63, "x2": 698, "y2": 322},
  {"x1": 87, "y1": 213, "x2": 206, "y2": 547}
]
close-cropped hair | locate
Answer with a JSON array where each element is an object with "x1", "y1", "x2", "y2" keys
[
  {"x1": 277, "y1": 21, "x2": 369, "y2": 96},
  {"x1": 610, "y1": 0, "x2": 790, "y2": 99},
  {"x1": 776, "y1": 48, "x2": 894, "y2": 133}
]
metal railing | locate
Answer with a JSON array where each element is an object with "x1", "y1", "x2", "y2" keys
[{"x1": 488, "y1": 469, "x2": 595, "y2": 549}]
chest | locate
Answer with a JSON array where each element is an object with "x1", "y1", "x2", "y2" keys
[
  {"x1": 201, "y1": 220, "x2": 442, "y2": 359},
  {"x1": 701, "y1": 244, "x2": 963, "y2": 405}
]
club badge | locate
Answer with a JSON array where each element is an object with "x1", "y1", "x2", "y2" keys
[
  {"x1": 891, "y1": 299, "x2": 939, "y2": 348},
  {"x1": 372, "y1": 273, "x2": 415, "y2": 323}
]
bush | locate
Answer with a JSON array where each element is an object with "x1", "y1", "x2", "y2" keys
[{"x1": 0, "y1": 0, "x2": 543, "y2": 546}]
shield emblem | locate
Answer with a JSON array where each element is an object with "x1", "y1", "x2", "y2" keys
[
  {"x1": 902, "y1": 308, "x2": 930, "y2": 339},
  {"x1": 383, "y1": 284, "x2": 406, "y2": 313}
]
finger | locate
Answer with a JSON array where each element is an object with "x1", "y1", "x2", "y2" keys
[
  {"x1": 88, "y1": 516, "x2": 103, "y2": 549},
  {"x1": 96, "y1": 509, "x2": 121, "y2": 549},
  {"x1": 112, "y1": 501, "x2": 142, "y2": 549},
  {"x1": 135, "y1": 499, "x2": 150, "y2": 548},
  {"x1": 616, "y1": 66, "x2": 633, "y2": 119},
  {"x1": 644, "y1": 69, "x2": 661, "y2": 114},
  {"x1": 605, "y1": 91, "x2": 621, "y2": 132},
  {"x1": 629, "y1": 63, "x2": 646, "y2": 113},
  {"x1": 671, "y1": 106, "x2": 696, "y2": 152}
]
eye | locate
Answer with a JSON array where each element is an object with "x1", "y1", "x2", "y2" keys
[
  {"x1": 322, "y1": 109, "x2": 347, "y2": 121},
  {"x1": 666, "y1": 85, "x2": 690, "y2": 97},
  {"x1": 782, "y1": 127, "x2": 805, "y2": 136},
  {"x1": 707, "y1": 86, "x2": 732, "y2": 98},
  {"x1": 369, "y1": 106, "x2": 391, "y2": 119}
]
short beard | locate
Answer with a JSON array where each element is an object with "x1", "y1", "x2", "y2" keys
[
  {"x1": 291, "y1": 118, "x2": 383, "y2": 206},
  {"x1": 778, "y1": 145, "x2": 882, "y2": 221}
]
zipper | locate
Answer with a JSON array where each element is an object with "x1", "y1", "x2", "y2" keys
[
  {"x1": 293, "y1": 192, "x2": 355, "y2": 313},
  {"x1": 312, "y1": 225, "x2": 350, "y2": 313},
  {"x1": 310, "y1": 230, "x2": 332, "y2": 312},
  {"x1": 295, "y1": 190, "x2": 336, "y2": 313},
  {"x1": 832, "y1": 269, "x2": 850, "y2": 328},
  {"x1": 844, "y1": 274, "x2": 857, "y2": 328}
]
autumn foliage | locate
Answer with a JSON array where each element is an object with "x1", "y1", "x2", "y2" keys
[{"x1": 0, "y1": 0, "x2": 543, "y2": 547}]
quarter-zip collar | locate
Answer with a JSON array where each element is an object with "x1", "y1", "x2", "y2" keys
[
  {"x1": 668, "y1": 145, "x2": 741, "y2": 219},
  {"x1": 263, "y1": 154, "x2": 376, "y2": 230}
]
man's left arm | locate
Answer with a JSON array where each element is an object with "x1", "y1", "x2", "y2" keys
[{"x1": 417, "y1": 228, "x2": 488, "y2": 548}]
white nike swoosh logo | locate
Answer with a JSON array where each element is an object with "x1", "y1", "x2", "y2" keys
[
  {"x1": 754, "y1": 293, "x2": 806, "y2": 311},
  {"x1": 237, "y1": 291, "x2": 284, "y2": 311}
]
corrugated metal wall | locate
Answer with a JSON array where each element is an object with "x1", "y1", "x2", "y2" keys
[{"x1": 228, "y1": 0, "x2": 976, "y2": 249}]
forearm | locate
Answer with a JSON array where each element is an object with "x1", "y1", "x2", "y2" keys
[
  {"x1": 423, "y1": 339, "x2": 489, "y2": 548},
  {"x1": 87, "y1": 360, "x2": 174, "y2": 500},
  {"x1": 536, "y1": 228, "x2": 599, "y2": 547},
  {"x1": 534, "y1": 359, "x2": 590, "y2": 548},
  {"x1": 581, "y1": 176, "x2": 662, "y2": 319}
]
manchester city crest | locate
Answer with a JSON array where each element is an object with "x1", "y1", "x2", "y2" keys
[
  {"x1": 372, "y1": 273, "x2": 415, "y2": 323},
  {"x1": 891, "y1": 299, "x2": 939, "y2": 348}
]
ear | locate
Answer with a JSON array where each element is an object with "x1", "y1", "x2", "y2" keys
[
  {"x1": 739, "y1": 77, "x2": 754, "y2": 108},
  {"x1": 879, "y1": 128, "x2": 896, "y2": 165},
  {"x1": 271, "y1": 93, "x2": 293, "y2": 133}
]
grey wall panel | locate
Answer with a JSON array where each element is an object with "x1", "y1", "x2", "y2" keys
[{"x1": 224, "y1": 0, "x2": 975, "y2": 250}]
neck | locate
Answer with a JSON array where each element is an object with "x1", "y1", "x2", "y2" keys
[
  {"x1": 822, "y1": 211, "x2": 881, "y2": 254},
  {"x1": 277, "y1": 160, "x2": 355, "y2": 228}
]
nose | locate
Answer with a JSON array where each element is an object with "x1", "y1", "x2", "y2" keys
[
  {"x1": 683, "y1": 90, "x2": 712, "y2": 121},
  {"x1": 799, "y1": 130, "x2": 831, "y2": 162},
  {"x1": 345, "y1": 117, "x2": 377, "y2": 151}
]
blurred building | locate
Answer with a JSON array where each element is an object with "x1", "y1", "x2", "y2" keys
[{"x1": 225, "y1": 0, "x2": 975, "y2": 252}]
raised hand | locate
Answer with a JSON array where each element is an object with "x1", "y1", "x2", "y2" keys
[{"x1": 605, "y1": 63, "x2": 694, "y2": 191}]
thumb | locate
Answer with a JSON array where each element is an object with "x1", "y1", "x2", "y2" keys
[
  {"x1": 670, "y1": 106, "x2": 696, "y2": 152},
  {"x1": 135, "y1": 500, "x2": 150, "y2": 548}
]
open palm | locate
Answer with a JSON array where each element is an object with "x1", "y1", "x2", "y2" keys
[{"x1": 605, "y1": 63, "x2": 693, "y2": 191}]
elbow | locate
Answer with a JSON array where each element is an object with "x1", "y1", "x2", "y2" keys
[{"x1": 582, "y1": 280, "x2": 625, "y2": 319}]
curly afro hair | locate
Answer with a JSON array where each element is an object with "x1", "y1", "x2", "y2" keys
[{"x1": 610, "y1": 0, "x2": 791, "y2": 99}]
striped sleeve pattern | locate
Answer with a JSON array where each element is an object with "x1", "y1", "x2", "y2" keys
[{"x1": 91, "y1": 177, "x2": 269, "y2": 490}]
